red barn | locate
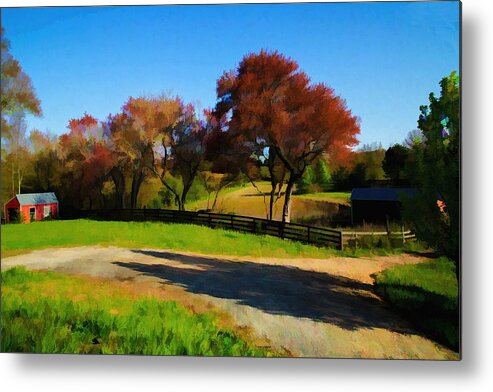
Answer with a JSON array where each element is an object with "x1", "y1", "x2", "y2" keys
[{"x1": 4, "y1": 193, "x2": 59, "y2": 223}]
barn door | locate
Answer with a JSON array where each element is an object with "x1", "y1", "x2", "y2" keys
[{"x1": 29, "y1": 207, "x2": 35, "y2": 222}]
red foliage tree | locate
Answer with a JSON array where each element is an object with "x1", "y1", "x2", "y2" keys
[
  {"x1": 215, "y1": 50, "x2": 360, "y2": 222},
  {"x1": 59, "y1": 113, "x2": 113, "y2": 208}
]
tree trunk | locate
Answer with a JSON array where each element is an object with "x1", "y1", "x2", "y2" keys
[
  {"x1": 180, "y1": 180, "x2": 193, "y2": 211},
  {"x1": 211, "y1": 188, "x2": 222, "y2": 211},
  {"x1": 17, "y1": 167, "x2": 22, "y2": 194},
  {"x1": 282, "y1": 178, "x2": 296, "y2": 223},
  {"x1": 111, "y1": 168, "x2": 126, "y2": 209},
  {"x1": 130, "y1": 170, "x2": 144, "y2": 209},
  {"x1": 269, "y1": 185, "x2": 276, "y2": 220},
  {"x1": 11, "y1": 161, "x2": 15, "y2": 197}
]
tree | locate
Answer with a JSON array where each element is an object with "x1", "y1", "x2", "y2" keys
[
  {"x1": 382, "y1": 144, "x2": 409, "y2": 182},
  {"x1": 215, "y1": 50, "x2": 359, "y2": 222},
  {"x1": 403, "y1": 129, "x2": 425, "y2": 148},
  {"x1": 106, "y1": 96, "x2": 182, "y2": 209},
  {"x1": 314, "y1": 157, "x2": 332, "y2": 191},
  {"x1": 171, "y1": 105, "x2": 212, "y2": 210},
  {"x1": 402, "y1": 71, "x2": 460, "y2": 278},
  {"x1": 1, "y1": 28, "x2": 41, "y2": 136},
  {"x1": 2, "y1": 113, "x2": 30, "y2": 197},
  {"x1": 29, "y1": 129, "x2": 63, "y2": 193},
  {"x1": 356, "y1": 143, "x2": 385, "y2": 182},
  {"x1": 59, "y1": 113, "x2": 114, "y2": 209},
  {"x1": 296, "y1": 164, "x2": 315, "y2": 194}
]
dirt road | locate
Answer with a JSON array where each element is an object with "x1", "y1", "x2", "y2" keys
[{"x1": 2, "y1": 246, "x2": 458, "y2": 359}]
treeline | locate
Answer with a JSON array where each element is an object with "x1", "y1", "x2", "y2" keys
[{"x1": 2, "y1": 31, "x2": 360, "y2": 222}]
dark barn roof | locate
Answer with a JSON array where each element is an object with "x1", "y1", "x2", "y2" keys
[
  {"x1": 16, "y1": 192, "x2": 58, "y2": 206},
  {"x1": 351, "y1": 188, "x2": 417, "y2": 202}
]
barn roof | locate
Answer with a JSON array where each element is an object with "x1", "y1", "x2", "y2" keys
[
  {"x1": 16, "y1": 192, "x2": 58, "y2": 206},
  {"x1": 351, "y1": 188, "x2": 417, "y2": 202}
]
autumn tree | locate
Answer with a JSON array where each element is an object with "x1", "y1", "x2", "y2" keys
[
  {"x1": 106, "y1": 96, "x2": 182, "y2": 209},
  {"x1": 215, "y1": 50, "x2": 359, "y2": 222},
  {"x1": 1, "y1": 28, "x2": 41, "y2": 135},
  {"x1": 29, "y1": 129, "x2": 63, "y2": 192},
  {"x1": 59, "y1": 114, "x2": 113, "y2": 209},
  {"x1": 1, "y1": 28, "x2": 42, "y2": 206},
  {"x1": 167, "y1": 105, "x2": 211, "y2": 210}
]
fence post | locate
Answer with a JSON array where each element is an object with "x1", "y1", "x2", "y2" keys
[
  {"x1": 231, "y1": 215, "x2": 234, "y2": 230},
  {"x1": 307, "y1": 226, "x2": 311, "y2": 243},
  {"x1": 340, "y1": 231, "x2": 344, "y2": 251}
]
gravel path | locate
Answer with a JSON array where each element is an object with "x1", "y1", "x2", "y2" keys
[{"x1": 2, "y1": 246, "x2": 458, "y2": 359}]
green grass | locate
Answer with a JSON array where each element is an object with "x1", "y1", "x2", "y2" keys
[
  {"x1": 373, "y1": 257, "x2": 459, "y2": 350},
  {"x1": 295, "y1": 192, "x2": 351, "y2": 203},
  {"x1": 1, "y1": 219, "x2": 334, "y2": 258},
  {"x1": 1, "y1": 219, "x2": 423, "y2": 259},
  {"x1": 1, "y1": 267, "x2": 273, "y2": 356}
]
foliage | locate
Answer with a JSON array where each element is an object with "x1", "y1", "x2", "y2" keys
[
  {"x1": 382, "y1": 144, "x2": 409, "y2": 182},
  {"x1": 332, "y1": 162, "x2": 367, "y2": 190},
  {"x1": 1, "y1": 267, "x2": 273, "y2": 356},
  {"x1": 373, "y1": 257, "x2": 459, "y2": 350},
  {"x1": 402, "y1": 71, "x2": 460, "y2": 273},
  {"x1": 355, "y1": 143, "x2": 386, "y2": 181},
  {"x1": 215, "y1": 50, "x2": 360, "y2": 222},
  {"x1": 1, "y1": 28, "x2": 41, "y2": 135},
  {"x1": 296, "y1": 165, "x2": 316, "y2": 194}
]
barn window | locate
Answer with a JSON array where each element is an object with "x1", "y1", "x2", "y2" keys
[{"x1": 44, "y1": 206, "x2": 50, "y2": 217}]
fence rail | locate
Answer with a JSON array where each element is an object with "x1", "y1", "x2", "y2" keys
[{"x1": 73, "y1": 209, "x2": 415, "y2": 250}]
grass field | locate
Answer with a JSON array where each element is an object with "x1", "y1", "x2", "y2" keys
[
  {"x1": 188, "y1": 182, "x2": 348, "y2": 221},
  {"x1": 1, "y1": 219, "x2": 336, "y2": 258},
  {"x1": 294, "y1": 191, "x2": 351, "y2": 203},
  {"x1": 373, "y1": 257, "x2": 459, "y2": 350},
  {"x1": 1, "y1": 219, "x2": 421, "y2": 259},
  {"x1": 1, "y1": 266, "x2": 273, "y2": 355}
]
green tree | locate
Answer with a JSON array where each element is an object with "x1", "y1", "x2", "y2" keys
[
  {"x1": 296, "y1": 164, "x2": 315, "y2": 194},
  {"x1": 403, "y1": 71, "x2": 460, "y2": 278},
  {"x1": 314, "y1": 158, "x2": 331, "y2": 191},
  {"x1": 357, "y1": 143, "x2": 385, "y2": 181},
  {"x1": 382, "y1": 144, "x2": 409, "y2": 182}
]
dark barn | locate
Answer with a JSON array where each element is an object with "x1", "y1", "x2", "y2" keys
[{"x1": 350, "y1": 188, "x2": 417, "y2": 226}]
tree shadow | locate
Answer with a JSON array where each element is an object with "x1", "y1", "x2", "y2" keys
[{"x1": 113, "y1": 250, "x2": 416, "y2": 334}]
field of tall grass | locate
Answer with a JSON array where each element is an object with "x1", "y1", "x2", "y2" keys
[
  {"x1": 1, "y1": 267, "x2": 273, "y2": 356},
  {"x1": 373, "y1": 257, "x2": 459, "y2": 350}
]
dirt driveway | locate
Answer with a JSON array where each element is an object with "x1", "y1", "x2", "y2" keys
[{"x1": 2, "y1": 246, "x2": 457, "y2": 359}]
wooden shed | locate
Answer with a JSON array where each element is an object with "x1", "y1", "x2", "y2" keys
[
  {"x1": 350, "y1": 188, "x2": 416, "y2": 226},
  {"x1": 4, "y1": 193, "x2": 59, "y2": 223}
]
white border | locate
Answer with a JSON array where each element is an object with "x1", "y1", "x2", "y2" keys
[{"x1": 1, "y1": 1, "x2": 492, "y2": 391}]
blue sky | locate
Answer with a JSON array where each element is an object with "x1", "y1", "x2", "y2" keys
[{"x1": 2, "y1": 1, "x2": 459, "y2": 148}]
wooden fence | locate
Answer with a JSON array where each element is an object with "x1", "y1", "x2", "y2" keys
[
  {"x1": 77, "y1": 208, "x2": 343, "y2": 249},
  {"x1": 340, "y1": 230, "x2": 416, "y2": 248},
  {"x1": 74, "y1": 209, "x2": 416, "y2": 251}
]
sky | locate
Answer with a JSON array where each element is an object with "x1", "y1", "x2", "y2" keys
[{"x1": 1, "y1": 1, "x2": 459, "y2": 148}]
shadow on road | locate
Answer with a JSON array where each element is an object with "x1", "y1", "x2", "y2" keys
[{"x1": 113, "y1": 249, "x2": 415, "y2": 333}]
